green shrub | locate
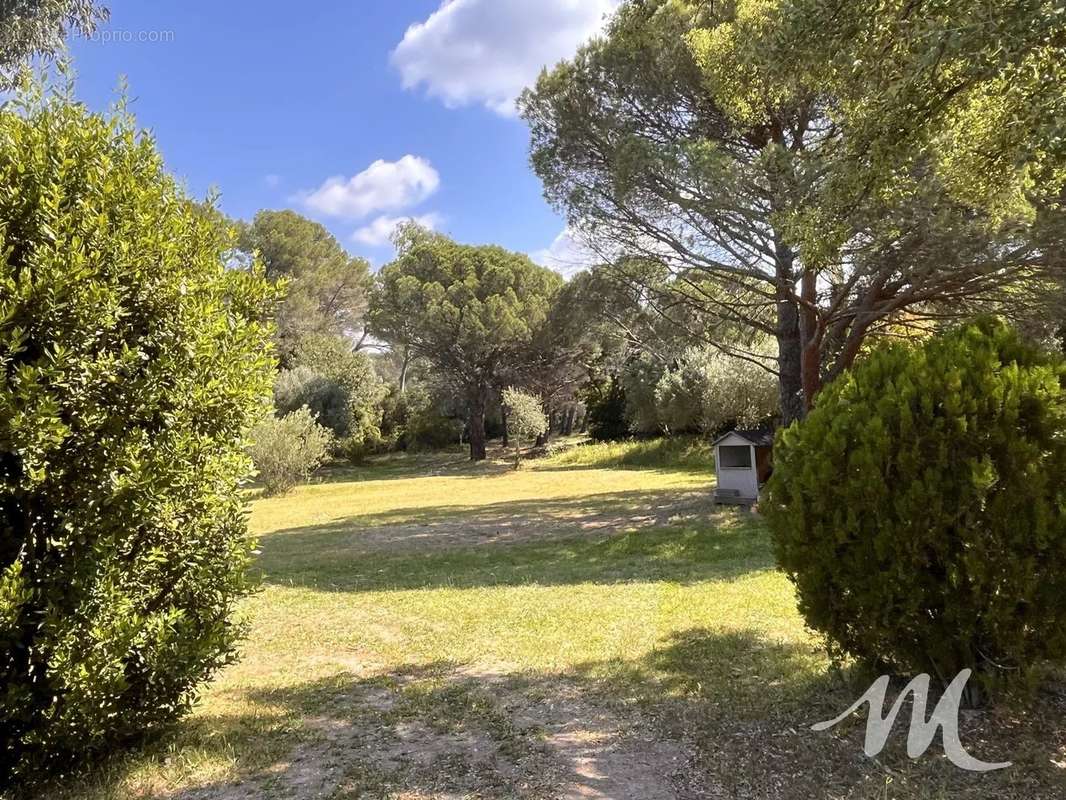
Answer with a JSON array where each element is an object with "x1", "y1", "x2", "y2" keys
[
  {"x1": 764, "y1": 319, "x2": 1066, "y2": 695},
  {"x1": 381, "y1": 386, "x2": 462, "y2": 452},
  {"x1": 248, "y1": 409, "x2": 333, "y2": 495},
  {"x1": 0, "y1": 89, "x2": 277, "y2": 784},
  {"x1": 406, "y1": 409, "x2": 462, "y2": 451},
  {"x1": 378, "y1": 385, "x2": 411, "y2": 447},
  {"x1": 337, "y1": 427, "x2": 388, "y2": 464},
  {"x1": 619, "y1": 357, "x2": 662, "y2": 434},
  {"x1": 274, "y1": 362, "x2": 379, "y2": 463}
]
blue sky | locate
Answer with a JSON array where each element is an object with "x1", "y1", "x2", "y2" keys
[{"x1": 68, "y1": 0, "x2": 614, "y2": 271}]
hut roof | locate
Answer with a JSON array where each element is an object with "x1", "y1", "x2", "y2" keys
[{"x1": 712, "y1": 428, "x2": 775, "y2": 448}]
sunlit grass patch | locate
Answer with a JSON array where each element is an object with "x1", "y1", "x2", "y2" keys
[{"x1": 542, "y1": 435, "x2": 716, "y2": 471}]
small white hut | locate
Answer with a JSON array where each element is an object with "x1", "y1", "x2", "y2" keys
[{"x1": 712, "y1": 428, "x2": 774, "y2": 505}]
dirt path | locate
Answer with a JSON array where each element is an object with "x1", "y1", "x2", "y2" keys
[{"x1": 177, "y1": 665, "x2": 701, "y2": 800}]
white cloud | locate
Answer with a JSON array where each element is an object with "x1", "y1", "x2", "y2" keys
[
  {"x1": 531, "y1": 227, "x2": 601, "y2": 277},
  {"x1": 392, "y1": 0, "x2": 618, "y2": 116},
  {"x1": 353, "y1": 213, "x2": 445, "y2": 248},
  {"x1": 262, "y1": 173, "x2": 282, "y2": 189},
  {"x1": 297, "y1": 155, "x2": 440, "y2": 219}
]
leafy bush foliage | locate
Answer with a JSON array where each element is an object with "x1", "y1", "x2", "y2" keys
[
  {"x1": 274, "y1": 366, "x2": 349, "y2": 436},
  {"x1": 291, "y1": 334, "x2": 384, "y2": 454},
  {"x1": 619, "y1": 357, "x2": 662, "y2": 434},
  {"x1": 764, "y1": 319, "x2": 1066, "y2": 694},
  {"x1": 381, "y1": 386, "x2": 462, "y2": 452},
  {"x1": 335, "y1": 426, "x2": 387, "y2": 464},
  {"x1": 408, "y1": 410, "x2": 462, "y2": 452},
  {"x1": 0, "y1": 90, "x2": 277, "y2": 784},
  {"x1": 609, "y1": 344, "x2": 779, "y2": 437},
  {"x1": 502, "y1": 387, "x2": 548, "y2": 468},
  {"x1": 248, "y1": 409, "x2": 333, "y2": 496}
]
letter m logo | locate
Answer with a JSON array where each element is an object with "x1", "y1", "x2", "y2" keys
[{"x1": 812, "y1": 670, "x2": 1010, "y2": 772}]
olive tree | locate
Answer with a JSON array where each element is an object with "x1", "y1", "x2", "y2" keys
[
  {"x1": 0, "y1": 1, "x2": 106, "y2": 89},
  {"x1": 501, "y1": 388, "x2": 548, "y2": 470},
  {"x1": 655, "y1": 343, "x2": 779, "y2": 435},
  {"x1": 0, "y1": 89, "x2": 277, "y2": 784},
  {"x1": 273, "y1": 366, "x2": 349, "y2": 436},
  {"x1": 248, "y1": 408, "x2": 333, "y2": 496},
  {"x1": 290, "y1": 334, "x2": 384, "y2": 449}
]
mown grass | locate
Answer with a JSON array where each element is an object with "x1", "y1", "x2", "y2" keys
[{"x1": 32, "y1": 439, "x2": 1066, "y2": 800}]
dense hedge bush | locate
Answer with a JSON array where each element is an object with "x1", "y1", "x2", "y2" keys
[
  {"x1": 764, "y1": 319, "x2": 1066, "y2": 695},
  {"x1": 0, "y1": 91, "x2": 277, "y2": 783},
  {"x1": 619, "y1": 357, "x2": 662, "y2": 434},
  {"x1": 248, "y1": 409, "x2": 333, "y2": 495},
  {"x1": 617, "y1": 345, "x2": 778, "y2": 437}
]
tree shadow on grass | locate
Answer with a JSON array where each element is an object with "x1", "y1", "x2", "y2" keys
[
  {"x1": 36, "y1": 630, "x2": 822, "y2": 800},
  {"x1": 243, "y1": 453, "x2": 515, "y2": 500},
  {"x1": 254, "y1": 490, "x2": 772, "y2": 592},
  {"x1": 580, "y1": 629, "x2": 1066, "y2": 800},
  {"x1": 282, "y1": 485, "x2": 717, "y2": 533},
  {"x1": 42, "y1": 627, "x2": 1066, "y2": 800}
]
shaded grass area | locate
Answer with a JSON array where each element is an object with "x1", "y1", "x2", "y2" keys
[
  {"x1": 256, "y1": 515, "x2": 774, "y2": 592},
  {"x1": 32, "y1": 440, "x2": 1066, "y2": 800},
  {"x1": 262, "y1": 484, "x2": 709, "y2": 539}
]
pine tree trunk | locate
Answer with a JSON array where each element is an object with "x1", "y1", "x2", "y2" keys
[
  {"x1": 777, "y1": 310, "x2": 806, "y2": 426},
  {"x1": 468, "y1": 389, "x2": 488, "y2": 461},
  {"x1": 501, "y1": 406, "x2": 509, "y2": 448},
  {"x1": 399, "y1": 347, "x2": 411, "y2": 395},
  {"x1": 536, "y1": 406, "x2": 551, "y2": 447},
  {"x1": 775, "y1": 242, "x2": 806, "y2": 426}
]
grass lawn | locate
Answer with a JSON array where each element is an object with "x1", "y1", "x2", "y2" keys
[{"x1": 36, "y1": 439, "x2": 1066, "y2": 800}]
